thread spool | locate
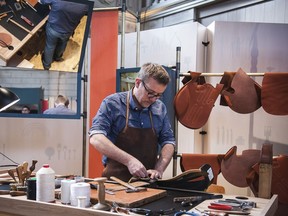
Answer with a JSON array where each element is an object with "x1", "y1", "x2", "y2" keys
[
  {"x1": 70, "y1": 182, "x2": 90, "y2": 207},
  {"x1": 77, "y1": 196, "x2": 87, "y2": 208},
  {"x1": 36, "y1": 164, "x2": 55, "y2": 203},
  {"x1": 61, "y1": 179, "x2": 76, "y2": 204},
  {"x1": 27, "y1": 177, "x2": 37, "y2": 200}
]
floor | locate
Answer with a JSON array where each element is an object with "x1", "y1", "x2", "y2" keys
[{"x1": 7, "y1": 16, "x2": 87, "y2": 73}]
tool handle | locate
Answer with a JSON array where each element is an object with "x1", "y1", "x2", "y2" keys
[
  {"x1": 110, "y1": 176, "x2": 137, "y2": 190},
  {"x1": 208, "y1": 203, "x2": 233, "y2": 210},
  {"x1": 10, "y1": 191, "x2": 26, "y2": 196},
  {"x1": 20, "y1": 15, "x2": 34, "y2": 26}
]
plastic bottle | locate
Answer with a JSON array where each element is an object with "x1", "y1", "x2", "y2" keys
[{"x1": 36, "y1": 164, "x2": 55, "y2": 202}]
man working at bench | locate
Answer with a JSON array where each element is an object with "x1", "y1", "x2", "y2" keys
[{"x1": 89, "y1": 63, "x2": 175, "y2": 182}]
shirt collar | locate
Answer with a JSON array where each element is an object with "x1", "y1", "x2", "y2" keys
[{"x1": 129, "y1": 88, "x2": 148, "y2": 111}]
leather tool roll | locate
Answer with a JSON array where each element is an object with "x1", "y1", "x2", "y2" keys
[
  {"x1": 174, "y1": 72, "x2": 223, "y2": 129},
  {"x1": 261, "y1": 72, "x2": 288, "y2": 115},
  {"x1": 220, "y1": 68, "x2": 262, "y2": 114}
]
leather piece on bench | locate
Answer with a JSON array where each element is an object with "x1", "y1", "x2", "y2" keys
[
  {"x1": 248, "y1": 154, "x2": 288, "y2": 204},
  {"x1": 220, "y1": 68, "x2": 262, "y2": 114},
  {"x1": 174, "y1": 72, "x2": 223, "y2": 129},
  {"x1": 180, "y1": 153, "x2": 224, "y2": 184},
  {"x1": 261, "y1": 72, "x2": 288, "y2": 115},
  {"x1": 221, "y1": 146, "x2": 261, "y2": 187}
]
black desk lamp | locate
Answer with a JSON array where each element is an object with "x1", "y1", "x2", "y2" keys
[{"x1": 0, "y1": 86, "x2": 20, "y2": 112}]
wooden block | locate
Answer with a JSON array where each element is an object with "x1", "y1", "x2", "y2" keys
[{"x1": 89, "y1": 181, "x2": 167, "y2": 208}]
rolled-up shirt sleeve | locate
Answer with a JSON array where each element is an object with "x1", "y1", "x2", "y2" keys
[{"x1": 89, "y1": 99, "x2": 112, "y2": 137}]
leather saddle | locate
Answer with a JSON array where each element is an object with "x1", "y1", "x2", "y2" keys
[
  {"x1": 261, "y1": 72, "x2": 288, "y2": 115},
  {"x1": 221, "y1": 146, "x2": 261, "y2": 187},
  {"x1": 174, "y1": 72, "x2": 223, "y2": 129},
  {"x1": 220, "y1": 68, "x2": 262, "y2": 114},
  {"x1": 148, "y1": 164, "x2": 214, "y2": 191},
  {"x1": 180, "y1": 153, "x2": 225, "y2": 184}
]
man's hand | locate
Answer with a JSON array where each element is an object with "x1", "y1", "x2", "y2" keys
[
  {"x1": 127, "y1": 158, "x2": 148, "y2": 178},
  {"x1": 147, "y1": 169, "x2": 162, "y2": 180}
]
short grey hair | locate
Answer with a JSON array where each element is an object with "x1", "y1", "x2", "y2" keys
[{"x1": 137, "y1": 63, "x2": 170, "y2": 85}]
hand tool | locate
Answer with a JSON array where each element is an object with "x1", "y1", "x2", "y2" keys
[
  {"x1": 90, "y1": 183, "x2": 115, "y2": 195},
  {"x1": 14, "y1": 2, "x2": 22, "y2": 11},
  {"x1": 174, "y1": 194, "x2": 223, "y2": 203},
  {"x1": 217, "y1": 198, "x2": 256, "y2": 208},
  {"x1": 0, "y1": 13, "x2": 7, "y2": 20},
  {"x1": 24, "y1": 0, "x2": 37, "y2": 12},
  {"x1": 0, "y1": 190, "x2": 26, "y2": 196},
  {"x1": 195, "y1": 208, "x2": 228, "y2": 216},
  {"x1": 10, "y1": 190, "x2": 26, "y2": 196},
  {"x1": 208, "y1": 202, "x2": 252, "y2": 212},
  {"x1": 29, "y1": 160, "x2": 38, "y2": 173},
  {"x1": 22, "y1": 161, "x2": 28, "y2": 172},
  {"x1": 110, "y1": 176, "x2": 147, "y2": 192},
  {"x1": 8, "y1": 5, "x2": 16, "y2": 17},
  {"x1": 16, "y1": 165, "x2": 24, "y2": 185},
  {"x1": 7, "y1": 169, "x2": 17, "y2": 182},
  {"x1": 208, "y1": 203, "x2": 233, "y2": 211},
  {"x1": 6, "y1": 15, "x2": 32, "y2": 34},
  {"x1": 21, "y1": 15, "x2": 34, "y2": 26}
]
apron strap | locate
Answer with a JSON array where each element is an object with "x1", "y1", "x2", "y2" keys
[{"x1": 125, "y1": 91, "x2": 155, "y2": 135}]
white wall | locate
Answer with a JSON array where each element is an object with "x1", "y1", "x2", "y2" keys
[{"x1": 0, "y1": 117, "x2": 83, "y2": 175}]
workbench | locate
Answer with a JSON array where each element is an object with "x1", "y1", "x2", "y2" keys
[
  {"x1": 0, "y1": 0, "x2": 49, "y2": 66},
  {"x1": 0, "y1": 186, "x2": 279, "y2": 216}
]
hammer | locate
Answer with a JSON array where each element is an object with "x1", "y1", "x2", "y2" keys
[{"x1": 7, "y1": 15, "x2": 32, "y2": 34}]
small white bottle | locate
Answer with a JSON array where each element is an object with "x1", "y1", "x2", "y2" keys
[{"x1": 36, "y1": 164, "x2": 55, "y2": 202}]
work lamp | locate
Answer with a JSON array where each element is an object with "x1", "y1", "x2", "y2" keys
[{"x1": 0, "y1": 86, "x2": 20, "y2": 112}]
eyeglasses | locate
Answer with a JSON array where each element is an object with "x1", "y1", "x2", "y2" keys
[{"x1": 142, "y1": 81, "x2": 163, "y2": 98}]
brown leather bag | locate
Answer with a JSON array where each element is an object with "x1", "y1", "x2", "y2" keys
[
  {"x1": 220, "y1": 68, "x2": 262, "y2": 114},
  {"x1": 174, "y1": 72, "x2": 223, "y2": 129},
  {"x1": 261, "y1": 72, "x2": 288, "y2": 115}
]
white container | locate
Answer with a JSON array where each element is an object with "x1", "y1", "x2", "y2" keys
[
  {"x1": 36, "y1": 164, "x2": 55, "y2": 202},
  {"x1": 70, "y1": 182, "x2": 91, "y2": 207},
  {"x1": 61, "y1": 179, "x2": 76, "y2": 204}
]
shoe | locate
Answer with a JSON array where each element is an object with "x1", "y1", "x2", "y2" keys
[
  {"x1": 41, "y1": 53, "x2": 50, "y2": 70},
  {"x1": 53, "y1": 57, "x2": 64, "y2": 62}
]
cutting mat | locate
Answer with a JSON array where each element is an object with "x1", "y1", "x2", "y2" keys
[{"x1": 90, "y1": 181, "x2": 167, "y2": 208}]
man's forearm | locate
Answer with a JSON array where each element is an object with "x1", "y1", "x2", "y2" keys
[
  {"x1": 89, "y1": 133, "x2": 134, "y2": 166},
  {"x1": 154, "y1": 144, "x2": 175, "y2": 174}
]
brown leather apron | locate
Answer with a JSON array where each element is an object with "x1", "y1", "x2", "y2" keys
[{"x1": 102, "y1": 92, "x2": 158, "y2": 181}]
